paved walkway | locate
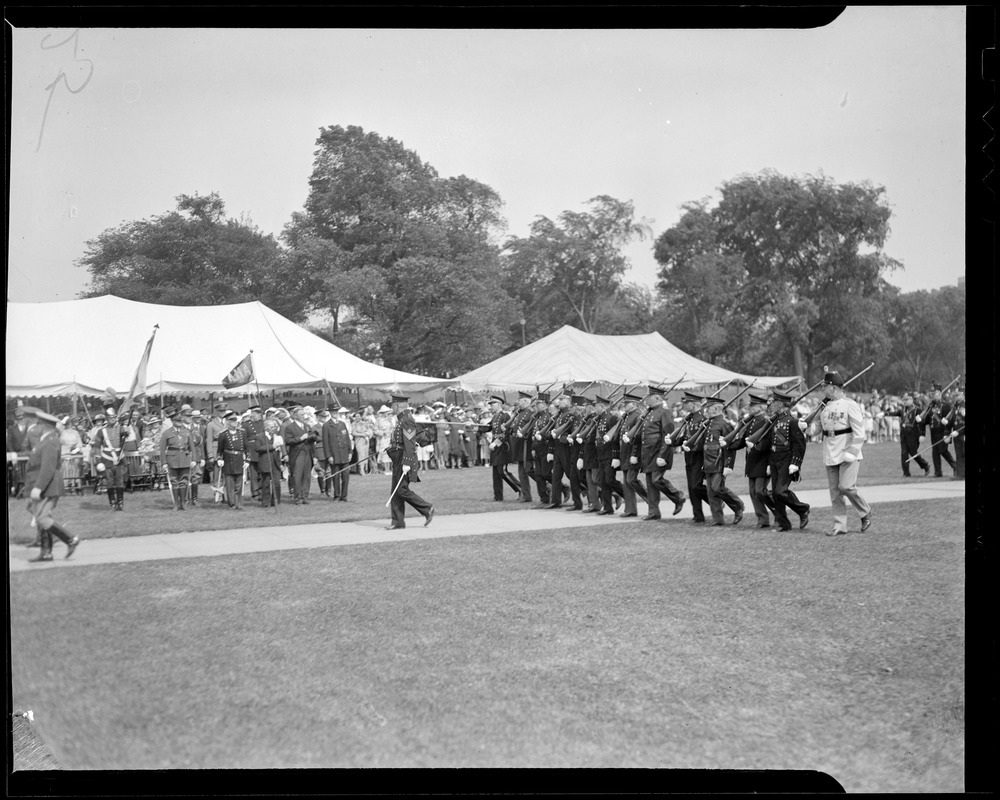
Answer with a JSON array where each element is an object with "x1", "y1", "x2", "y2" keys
[{"x1": 9, "y1": 481, "x2": 965, "y2": 573}]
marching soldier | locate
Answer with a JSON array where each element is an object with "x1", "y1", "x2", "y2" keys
[
  {"x1": 948, "y1": 389, "x2": 965, "y2": 479},
  {"x1": 487, "y1": 395, "x2": 520, "y2": 501},
  {"x1": 159, "y1": 406, "x2": 198, "y2": 511},
  {"x1": 675, "y1": 392, "x2": 710, "y2": 524},
  {"x1": 727, "y1": 393, "x2": 777, "y2": 528},
  {"x1": 529, "y1": 393, "x2": 553, "y2": 505},
  {"x1": 509, "y1": 391, "x2": 536, "y2": 503},
  {"x1": 564, "y1": 396, "x2": 587, "y2": 511},
  {"x1": 700, "y1": 396, "x2": 745, "y2": 526},
  {"x1": 216, "y1": 410, "x2": 249, "y2": 510},
  {"x1": 757, "y1": 389, "x2": 810, "y2": 531},
  {"x1": 24, "y1": 408, "x2": 81, "y2": 562},
  {"x1": 918, "y1": 383, "x2": 957, "y2": 477},
  {"x1": 384, "y1": 396, "x2": 434, "y2": 530},
  {"x1": 546, "y1": 392, "x2": 577, "y2": 509},
  {"x1": 617, "y1": 390, "x2": 649, "y2": 518},
  {"x1": 818, "y1": 370, "x2": 871, "y2": 535},
  {"x1": 93, "y1": 401, "x2": 129, "y2": 511},
  {"x1": 579, "y1": 398, "x2": 601, "y2": 512},
  {"x1": 885, "y1": 393, "x2": 930, "y2": 477},
  {"x1": 637, "y1": 387, "x2": 686, "y2": 521},
  {"x1": 593, "y1": 395, "x2": 624, "y2": 515}
]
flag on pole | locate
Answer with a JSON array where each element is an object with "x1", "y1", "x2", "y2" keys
[
  {"x1": 222, "y1": 353, "x2": 255, "y2": 389},
  {"x1": 323, "y1": 377, "x2": 340, "y2": 408},
  {"x1": 121, "y1": 325, "x2": 158, "y2": 410}
]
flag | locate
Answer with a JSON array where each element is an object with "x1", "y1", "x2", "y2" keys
[
  {"x1": 323, "y1": 377, "x2": 340, "y2": 408},
  {"x1": 222, "y1": 353, "x2": 254, "y2": 389},
  {"x1": 121, "y1": 326, "x2": 158, "y2": 410}
]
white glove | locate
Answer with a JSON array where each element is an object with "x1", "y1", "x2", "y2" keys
[
  {"x1": 918, "y1": 436, "x2": 925, "y2": 442},
  {"x1": 489, "y1": 440, "x2": 499, "y2": 450},
  {"x1": 576, "y1": 437, "x2": 583, "y2": 445},
  {"x1": 576, "y1": 458, "x2": 583, "y2": 470},
  {"x1": 797, "y1": 420, "x2": 808, "y2": 431},
  {"x1": 96, "y1": 462, "x2": 106, "y2": 472},
  {"x1": 190, "y1": 461, "x2": 198, "y2": 469},
  {"x1": 546, "y1": 453, "x2": 554, "y2": 462},
  {"x1": 402, "y1": 464, "x2": 411, "y2": 474},
  {"x1": 611, "y1": 459, "x2": 620, "y2": 469},
  {"x1": 629, "y1": 456, "x2": 638, "y2": 465},
  {"x1": 656, "y1": 457, "x2": 666, "y2": 468},
  {"x1": 621, "y1": 434, "x2": 630, "y2": 444},
  {"x1": 30, "y1": 487, "x2": 41, "y2": 501},
  {"x1": 534, "y1": 434, "x2": 541, "y2": 441},
  {"x1": 681, "y1": 445, "x2": 690, "y2": 452},
  {"x1": 663, "y1": 437, "x2": 672, "y2": 446},
  {"x1": 843, "y1": 449, "x2": 859, "y2": 462},
  {"x1": 947, "y1": 431, "x2": 957, "y2": 440},
  {"x1": 603, "y1": 434, "x2": 612, "y2": 443},
  {"x1": 723, "y1": 467, "x2": 733, "y2": 477},
  {"x1": 550, "y1": 431, "x2": 558, "y2": 439},
  {"x1": 217, "y1": 459, "x2": 224, "y2": 467},
  {"x1": 7, "y1": 452, "x2": 18, "y2": 464},
  {"x1": 199, "y1": 460, "x2": 205, "y2": 467},
  {"x1": 765, "y1": 466, "x2": 771, "y2": 476},
  {"x1": 788, "y1": 464, "x2": 799, "y2": 474},
  {"x1": 718, "y1": 438, "x2": 727, "y2": 447}
]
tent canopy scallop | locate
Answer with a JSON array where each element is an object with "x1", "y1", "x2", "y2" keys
[
  {"x1": 5, "y1": 296, "x2": 452, "y2": 398},
  {"x1": 455, "y1": 325, "x2": 800, "y2": 391}
]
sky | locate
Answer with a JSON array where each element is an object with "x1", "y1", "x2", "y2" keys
[{"x1": 7, "y1": 8, "x2": 969, "y2": 305}]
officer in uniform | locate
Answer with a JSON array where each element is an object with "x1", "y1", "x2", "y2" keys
[
  {"x1": 700, "y1": 396, "x2": 745, "y2": 526},
  {"x1": 728, "y1": 393, "x2": 776, "y2": 528},
  {"x1": 545, "y1": 392, "x2": 576, "y2": 509},
  {"x1": 593, "y1": 395, "x2": 624, "y2": 515},
  {"x1": 509, "y1": 391, "x2": 536, "y2": 502},
  {"x1": 487, "y1": 395, "x2": 520, "y2": 501},
  {"x1": 24, "y1": 408, "x2": 81, "y2": 562},
  {"x1": 159, "y1": 406, "x2": 198, "y2": 510},
  {"x1": 93, "y1": 402, "x2": 128, "y2": 511},
  {"x1": 206, "y1": 404, "x2": 228, "y2": 502},
  {"x1": 216, "y1": 410, "x2": 249, "y2": 510},
  {"x1": 887, "y1": 393, "x2": 931, "y2": 477},
  {"x1": 918, "y1": 383, "x2": 957, "y2": 477},
  {"x1": 578, "y1": 398, "x2": 601, "y2": 512},
  {"x1": 637, "y1": 387, "x2": 685, "y2": 521},
  {"x1": 617, "y1": 390, "x2": 649, "y2": 518},
  {"x1": 757, "y1": 389, "x2": 810, "y2": 531},
  {"x1": 323, "y1": 405, "x2": 354, "y2": 501},
  {"x1": 673, "y1": 392, "x2": 711, "y2": 524},
  {"x1": 818, "y1": 370, "x2": 871, "y2": 535},
  {"x1": 948, "y1": 389, "x2": 965, "y2": 479},
  {"x1": 528, "y1": 393, "x2": 553, "y2": 505},
  {"x1": 385, "y1": 395, "x2": 434, "y2": 529}
]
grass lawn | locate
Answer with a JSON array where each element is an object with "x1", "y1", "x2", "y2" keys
[
  {"x1": 6, "y1": 439, "x2": 961, "y2": 543},
  {"x1": 9, "y1": 496, "x2": 964, "y2": 790}
]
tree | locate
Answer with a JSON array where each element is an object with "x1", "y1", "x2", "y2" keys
[
  {"x1": 76, "y1": 192, "x2": 306, "y2": 321},
  {"x1": 711, "y1": 170, "x2": 901, "y2": 381},
  {"x1": 881, "y1": 284, "x2": 966, "y2": 392},
  {"x1": 284, "y1": 124, "x2": 517, "y2": 374},
  {"x1": 501, "y1": 196, "x2": 652, "y2": 337}
]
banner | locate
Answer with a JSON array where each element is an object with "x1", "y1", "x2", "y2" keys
[
  {"x1": 222, "y1": 353, "x2": 254, "y2": 389},
  {"x1": 121, "y1": 325, "x2": 158, "y2": 409}
]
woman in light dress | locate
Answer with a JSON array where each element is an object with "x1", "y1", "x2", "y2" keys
[
  {"x1": 351, "y1": 408, "x2": 375, "y2": 475},
  {"x1": 374, "y1": 405, "x2": 394, "y2": 475}
]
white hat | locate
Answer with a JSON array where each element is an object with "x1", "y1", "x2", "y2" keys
[{"x1": 377, "y1": 405, "x2": 392, "y2": 413}]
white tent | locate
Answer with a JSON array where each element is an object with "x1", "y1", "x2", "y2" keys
[
  {"x1": 455, "y1": 324, "x2": 800, "y2": 391},
  {"x1": 5, "y1": 296, "x2": 452, "y2": 397}
]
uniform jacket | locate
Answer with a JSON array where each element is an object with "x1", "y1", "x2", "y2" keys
[
  {"x1": 216, "y1": 427, "x2": 249, "y2": 475},
  {"x1": 323, "y1": 418, "x2": 353, "y2": 464},
  {"x1": 617, "y1": 407, "x2": 644, "y2": 465},
  {"x1": 159, "y1": 424, "x2": 197, "y2": 470},
  {"x1": 919, "y1": 401, "x2": 952, "y2": 435},
  {"x1": 489, "y1": 411, "x2": 512, "y2": 466},
  {"x1": 819, "y1": 397, "x2": 866, "y2": 467},
  {"x1": 759, "y1": 411, "x2": 806, "y2": 469},
  {"x1": 639, "y1": 405, "x2": 675, "y2": 473},
  {"x1": 94, "y1": 423, "x2": 126, "y2": 464},
  {"x1": 205, "y1": 417, "x2": 226, "y2": 460},
  {"x1": 701, "y1": 415, "x2": 737, "y2": 474},
  {"x1": 728, "y1": 413, "x2": 771, "y2": 478},
  {"x1": 387, "y1": 412, "x2": 420, "y2": 479},
  {"x1": 509, "y1": 407, "x2": 534, "y2": 463},
  {"x1": 26, "y1": 429, "x2": 63, "y2": 499},
  {"x1": 594, "y1": 409, "x2": 621, "y2": 463},
  {"x1": 579, "y1": 413, "x2": 600, "y2": 469},
  {"x1": 242, "y1": 417, "x2": 265, "y2": 464}
]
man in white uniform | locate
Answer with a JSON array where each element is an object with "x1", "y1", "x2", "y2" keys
[{"x1": 819, "y1": 369, "x2": 872, "y2": 536}]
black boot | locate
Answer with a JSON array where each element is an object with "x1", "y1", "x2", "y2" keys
[
  {"x1": 116, "y1": 488, "x2": 125, "y2": 511},
  {"x1": 108, "y1": 488, "x2": 117, "y2": 509},
  {"x1": 30, "y1": 529, "x2": 53, "y2": 562}
]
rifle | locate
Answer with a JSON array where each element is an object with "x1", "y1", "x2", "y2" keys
[
  {"x1": 907, "y1": 426, "x2": 964, "y2": 463},
  {"x1": 744, "y1": 377, "x2": 827, "y2": 447},
  {"x1": 665, "y1": 378, "x2": 736, "y2": 446},
  {"x1": 797, "y1": 361, "x2": 877, "y2": 431},
  {"x1": 917, "y1": 375, "x2": 961, "y2": 423},
  {"x1": 576, "y1": 383, "x2": 627, "y2": 442},
  {"x1": 617, "y1": 375, "x2": 681, "y2": 444},
  {"x1": 682, "y1": 382, "x2": 755, "y2": 452}
]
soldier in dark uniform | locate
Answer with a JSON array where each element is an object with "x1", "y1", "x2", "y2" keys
[
  {"x1": 24, "y1": 408, "x2": 81, "y2": 562},
  {"x1": 617, "y1": 390, "x2": 649, "y2": 518},
  {"x1": 700, "y1": 396, "x2": 745, "y2": 526},
  {"x1": 242, "y1": 404, "x2": 265, "y2": 501},
  {"x1": 178, "y1": 405, "x2": 205, "y2": 506},
  {"x1": 949, "y1": 389, "x2": 965, "y2": 479},
  {"x1": 528, "y1": 393, "x2": 553, "y2": 506},
  {"x1": 384, "y1": 396, "x2": 434, "y2": 530},
  {"x1": 93, "y1": 402, "x2": 129, "y2": 511},
  {"x1": 159, "y1": 406, "x2": 198, "y2": 511},
  {"x1": 564, "y1": 395, "x2": 587, "y2": 511},
  {"x1": 886, "y1": 393, "x2": 930, "y2": 477},
  {"x1": 637, "y1": 387, "x2": 686, "y2": 521},
  {"x1": 579, "y1": 398, "x2": 602, "y2": 512},
  {"x1": 546, "y1": 392, "x2": 577, "y2": 509},
  {"x1": 216, "y1": 410, "x2": 249, "y2": 510},
  {"x1": 757, "y1": 390, "x2": 810, "y2": 531},
  {"x1": 594, "y1": 395, "x2": 624, "y2": 515},
  {"x1": 728, "y1": 393, "x2": 776, "y2": 528},
  {"x1": 918, "y1": 383, "x2": 956, "y2": 477},
  {"x1": 509, "y1": 391, "x2": 536, "y2": 502},
  {"x1": 675, "y1": 392, "x2": 710, "y2": 524},
  {"x1": 487, "y1": 395, "x2": 520, "y2": 501}
]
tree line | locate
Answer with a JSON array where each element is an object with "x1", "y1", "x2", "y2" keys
[{"x1": 77, "y1": 124, "x2": 964, "y2": 392}]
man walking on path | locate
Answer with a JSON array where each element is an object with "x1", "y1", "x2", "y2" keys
[
  {"x1": 384, "y1": 396, "x2": 434, "y2": 530},
  {"x1": 24, "y1": 408, "x2": 80, "y2": 562},
  {"x1": 819, "y1": 369, "x2": 872, "y2": 536}
]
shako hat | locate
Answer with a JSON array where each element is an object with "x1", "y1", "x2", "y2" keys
[
  {"x1": 682, "y1": 391, "x2": 703, "y2": 403},
  {"x1": 822, "y1": 367, "x2": 845, "y2": 387},
  {"x1": 536, "y1": 392, "x2": 550, "y2": 403},
  {"x1": 488, "y1": 395, "x2": 505, "y2": 404},
  {"x1": 748, "y1": 393, "x2": 769, "y2": 405},
  {"x1": 769, "y1": 389, "x2": 793, "y2": 403}
]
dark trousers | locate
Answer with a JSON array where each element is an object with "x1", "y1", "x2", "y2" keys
[
  {"x1": 549, "y1": 444, "x2": 575, "y2": 507},
  {"x1": 644, "y1": 469, "x2": 684, "y2": 517},
  {"x1": 900, "y1": 428, "x2": 929, "y2": 475},
  {"x1": 491, "y1": 462, "x2": 520, "y2": 499},
  {"x1": 329, "y1": 462, "x2": 349, "y2": 499},
  {"x1": 585, "y1": 466, "x2": 601, "y2": 508},
  {"x1": 259, "y1": 471, "x2": 281, "y2": 506},
  {"x1": 246, "y1": 460, "x2": 260, "y2": 498},
  {"x1": 516, "y1": 458, "x2": 533, "y2": 501},
  {"x1": 390, "y1": 468, "x2": 432, "y2": 527},
  {"x1": 684, "y1": 453, "x2": 709, "y2": 522},
  {"x1": 567, "y1": 445, "x2": 584, "y2": 509},
  {"x1": 930, "y1": 428, "x2": 956, "y2": 475},
  {"x1": 532, "y1": 450, "x2": 551, "y2": 503},
  {"x1": 597, "y1": 460, "x2": 623, "y2": 512},
  {"x1": 954, "y1": 435, "x2": 965, "y2": 479},
  {"x1": 706, "y1": 471, "x2": 743, "y2": 523},
  {"x1": 748, "y1": 475, "x2": 774, "y2": 526},
  {"x1": 624, "y1": 462, "x2": 647, "y2": 514},
  {"x1": 770, "y1": 459, "x2": 809, "y2": 528},
  {"x1": 291, "y1": 450, "x2": 312, "y2": 499}
]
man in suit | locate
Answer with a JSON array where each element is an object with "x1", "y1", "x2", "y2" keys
[
  {"x1": 255, "y1": 418, "x2": 284, "y2": 506},
  {"x1": 216, "y1": 410, "x2": 249, "y2": 510},
  {"x1": 638, "y1": 387, "x2": 685, "y2": 521},
  {"x1": 159, "y1": 406, "x2": 198, "y2": 511},
  {"x1": 242, "y1": 404, "x2": 265, "y2": 502},
  {"x1": 23, "y1": 408, "x2": 80, "y2": 562},
  {"x1": 324, "y1": 405, "x2": 354, "y2": 501},
  {"x1": 758, "y1": 389, "x2": 810, "y2": 532},
  {"x1": 385, "y1": 396, "x2": 434, "y2": 530},
  {"x1": 283, "y1": 406, "x2": 316, "y2": 504}
]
